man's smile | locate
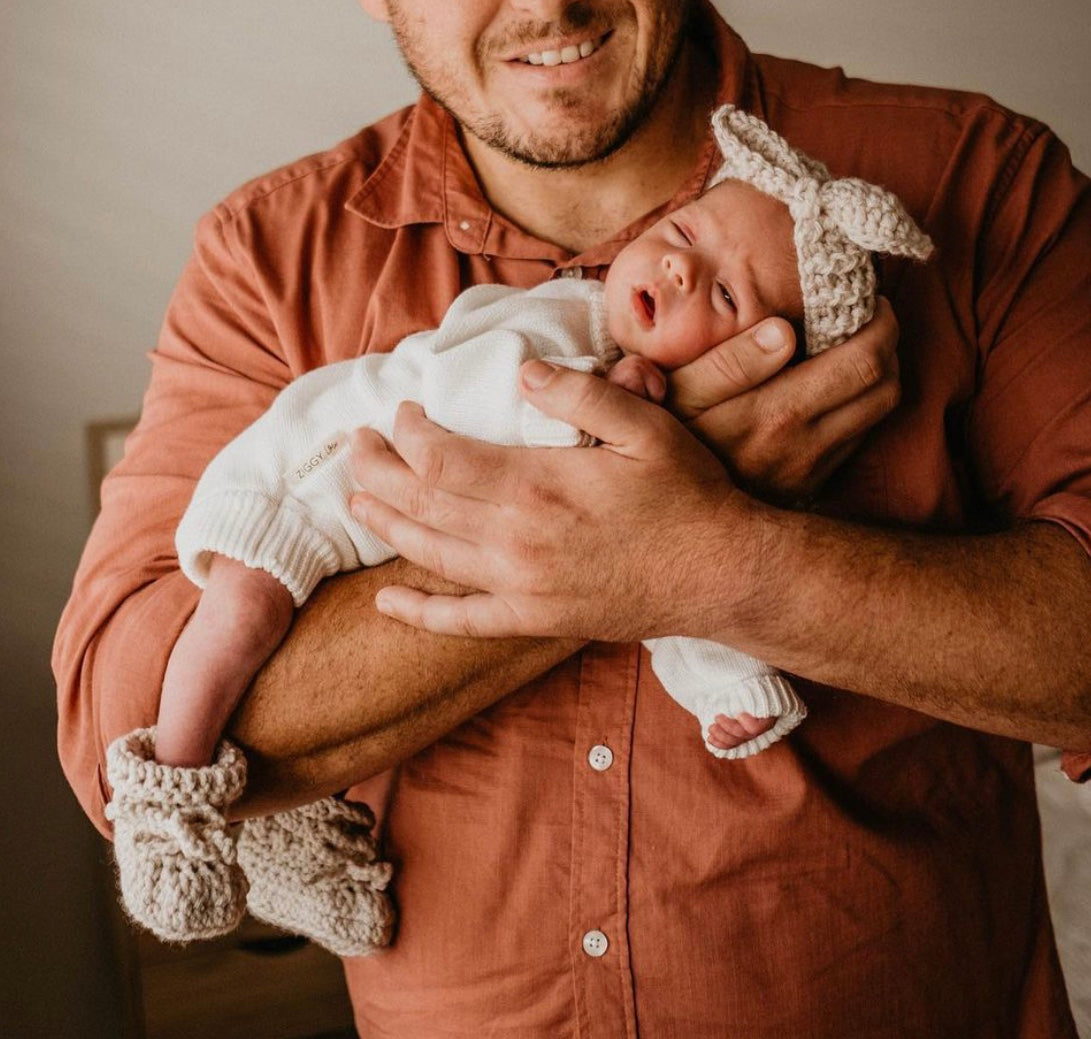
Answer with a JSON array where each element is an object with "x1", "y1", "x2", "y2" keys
[{"x1": 512, "y1": 32, "x2": 611, "y2": 66}]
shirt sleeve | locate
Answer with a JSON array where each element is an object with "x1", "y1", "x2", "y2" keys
[
  {"x1": 52, "y1": 207, "x2": 292, "y2": 836},
  {"x1": 963, "y1": 124, "x2": 1091, "y2": 773}
]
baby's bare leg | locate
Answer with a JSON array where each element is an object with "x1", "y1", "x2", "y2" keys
[{"x1": 156, "y1": 555, "x2": 294, "y2": 767}]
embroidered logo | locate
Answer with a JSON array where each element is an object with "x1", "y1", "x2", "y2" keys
[{"x1": 286, "y1": 435, "x2": 343, "y2": 484}]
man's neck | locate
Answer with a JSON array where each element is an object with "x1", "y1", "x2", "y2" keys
[{"x1": 464, "y1": 42, "x2": 716, "y2": 255}]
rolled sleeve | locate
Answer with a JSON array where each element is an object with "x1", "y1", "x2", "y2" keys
[
  {"x1": 52, "y1": 208, "x2": 288, "y2": 835},
  {"x1": 965, "y1": 127, "x2": 1091, "y2": 772}
]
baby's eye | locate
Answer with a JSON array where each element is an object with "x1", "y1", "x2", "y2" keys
[
  {"x1": 718, "y1": 284, "x2": 736, "y2": 310},
  {"x1": 670, "y1": 220, "x2": 692, "y2": 244}
]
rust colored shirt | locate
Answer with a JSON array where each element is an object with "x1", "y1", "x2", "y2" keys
[{"x1": 54, "y1": 4, "x2": 1091, "y2": 1036}]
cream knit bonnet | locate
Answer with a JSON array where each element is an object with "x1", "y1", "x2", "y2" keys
[{"x1": 709, "y1": 104, "x2": 934, "y2": 354}]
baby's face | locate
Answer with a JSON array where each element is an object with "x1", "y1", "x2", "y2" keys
[{"x1": 604, "y1": 179, "x2": 803, "y2": 369}]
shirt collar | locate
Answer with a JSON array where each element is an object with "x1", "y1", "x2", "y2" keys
[{"x1": 346, "y1": 0, "x2": 755, "y2": 264}]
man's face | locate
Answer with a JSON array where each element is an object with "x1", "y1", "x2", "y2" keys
[
  {"x1": 365, "y1": 0, "x2": 693, "y2": 168},
  {"x1": 603, "y1": 180, "x2": 804, "y2": 369}
]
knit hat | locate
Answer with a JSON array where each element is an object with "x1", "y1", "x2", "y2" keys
[{"x1": 709, "y1": 104, "x2": 934, "y2": 354}]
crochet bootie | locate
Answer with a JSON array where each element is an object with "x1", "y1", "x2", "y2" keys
[
  {"x1": 238, "y1": 796, "x2": 395, "y2": 957},
  {"x1": 105, "y1": 728, "x2": 249, "y2": 943}
]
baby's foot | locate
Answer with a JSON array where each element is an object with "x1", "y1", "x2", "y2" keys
[
  {"x1": 105, "y1": 728, "x2": 249, "y2": 942},
  {"x1": 706, "y1": 712, "x2": 776, "y2": 753},
  {"x1": 239, "y1": 797, "x2": 395, "y2": 957}
]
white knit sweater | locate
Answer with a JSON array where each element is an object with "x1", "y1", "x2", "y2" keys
[{"x1": 176, "y1": 278, "x2": 804, "y2": 759}]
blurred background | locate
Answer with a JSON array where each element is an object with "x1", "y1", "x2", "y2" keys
[{"x1": 2, "y1": 1, "x2": 1088, "y2": 1035}]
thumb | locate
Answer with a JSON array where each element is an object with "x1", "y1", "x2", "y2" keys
[
  {"x1": 520, "y1": 359, "x2": 667, "y2": 451},
  {"x1": 668, "y1": 318, "x2": 795, "y2": 420}
]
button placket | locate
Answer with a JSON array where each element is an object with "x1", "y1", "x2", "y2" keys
[{"x1": 568, "y1": 643, "x2": 640, "y2": 1037}]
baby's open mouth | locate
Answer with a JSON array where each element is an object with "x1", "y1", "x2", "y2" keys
[{"x1": 639, "y1": 290, "x2": 656, "y2": 322}]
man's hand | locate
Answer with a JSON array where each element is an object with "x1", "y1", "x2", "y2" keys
[
  {"x1": 349, "y1": 364, "x2": 752, "y2": 640},
  {"x1": 668, "y1": 299, "x2": 901, "y2": 502}
]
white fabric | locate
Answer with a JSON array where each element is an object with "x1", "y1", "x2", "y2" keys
[{"x1": 177, "y1": 278, "x2": 805, "y2": 759}]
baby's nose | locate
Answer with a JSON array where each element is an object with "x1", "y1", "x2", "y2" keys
[{"x1": 663, "y1": 253, "x2": 693, "y2": 290}]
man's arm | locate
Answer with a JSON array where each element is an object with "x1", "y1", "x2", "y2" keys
[
  {"x1": 228, "y1": 558, "x2": 580, "y2": 818},
  {"x1": 350, "y1": 364, "x2": 1091, "y2": 750}
]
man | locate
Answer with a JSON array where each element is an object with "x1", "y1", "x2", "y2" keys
[{"x1": 54, "y1": 0, "x2": 1091, "y2": 1034}]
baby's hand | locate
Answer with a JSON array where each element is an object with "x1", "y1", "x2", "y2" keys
[
  {"x1": 707, "y1": 712, "x2": 776, "y2": 752},
  {"x1": 606, "y1": 354, "x2": 667, "y2": 403}
]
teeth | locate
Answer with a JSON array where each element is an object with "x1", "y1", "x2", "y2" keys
[{"x1": 523, "y1": 36, "x2": 599, "y2": 66}]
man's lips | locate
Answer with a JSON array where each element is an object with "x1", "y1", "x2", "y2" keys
[{"x1": 503, "y1": 31, "x2": 611, "y2": 66}]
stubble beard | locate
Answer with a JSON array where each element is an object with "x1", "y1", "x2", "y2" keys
[{"x1": 386, "y1": 1, "x2": 692, "y2": 169}]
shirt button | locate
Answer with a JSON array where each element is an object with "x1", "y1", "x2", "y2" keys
[
  {"x1": 558, "y1": 266, "x2": 583, "y2": 279},
  {"x1": 458, "y1": 219, "x2": 471, "y2": 231},
  {"x1": 582, "y1": 930, "x2": 609, "y2": 958},
  {"x1": 587, "y1": 744, "x2": 613, "y2": 772}
]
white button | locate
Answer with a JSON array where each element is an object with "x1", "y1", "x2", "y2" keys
[
  {"x1": 558, "y1": 266, "x2": 583, "y2": 279},
  {"x1": 582, "y1": 930, "x2": 608, "y2": 957},
  {"x1": 458, "y1": 219, "x2": 471, "y2": 231},
  {"x1": 587, "y1": 744, "x2": 613, "y2": 772}
]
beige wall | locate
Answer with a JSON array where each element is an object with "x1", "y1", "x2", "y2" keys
[{"x1": 2, "y1": 2, "x2": 1088, "y2": 1034}]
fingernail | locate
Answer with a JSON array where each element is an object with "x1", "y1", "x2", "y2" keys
[
  {"x1": 375, "y1": 590, "x2": 393, "y2": 614},
  {"x1": 754, "y1": 321, "x2": 787, "y2": 352},
  {"x1": 522, "y1": 359, "x2": 558, "y2": 390}
]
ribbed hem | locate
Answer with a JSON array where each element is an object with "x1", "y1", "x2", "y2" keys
[
  {"x1": 176, "y1": 490, "x2": 342, "y2": 606},
  {"x1": 694, "y1": 675, "x2": 807, "y2": 760}
]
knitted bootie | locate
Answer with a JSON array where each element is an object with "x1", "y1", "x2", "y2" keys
[
  {"x1": 238, "y1": 797, "x2": 395, "y2": 957},
  {"x1": 105, "y1": 727, "x2": 249, "y2": 943}
]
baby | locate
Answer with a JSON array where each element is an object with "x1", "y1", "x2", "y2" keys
[{"x1": 105, "y1": 106, "x2": 932, "y2": 956}]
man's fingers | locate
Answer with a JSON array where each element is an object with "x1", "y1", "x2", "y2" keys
[
  {"x1": 519, "y1": 359, "x2": 670, "y2": 452},
  {"x1": 668, "y1": 318, "x2": 796, "y2": 419},
  {"x1": 374, "y1": 586, "x2": 522, "y2": 638},
  {"x1": 350, "y1": 490, "x2": 479, "y2": 586},
  {"x1": 777, "y1": 297, "x2": 899, "y2": 419},
  {"x1": 350, "y1": 424, "x2": 495, "y2": 541},
  {"x1": 351, "y1": 406, "x2": 510, "y2": 502}
]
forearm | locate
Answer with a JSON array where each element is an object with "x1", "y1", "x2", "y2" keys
[
  {"x1": 228, "y1": 556, "x2": 581, "y2": 817},
  {"x1": 709, "y1": 502, "x2": 1091, "y2": 747}
]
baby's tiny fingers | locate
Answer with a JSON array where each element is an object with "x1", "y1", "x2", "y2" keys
[{"x1": 712, "y1": 715, "x2": 749, "y2": 739}]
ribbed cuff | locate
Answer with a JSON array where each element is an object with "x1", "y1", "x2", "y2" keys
[
  {"x1": 694, "y1": 675, "x2": 807, "y2": 760},
  {"x1": 176, "y1": 490, "x2": 342, "y2": 606}
]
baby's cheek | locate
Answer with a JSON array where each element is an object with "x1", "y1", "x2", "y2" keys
[{"x1": 644, "y1": 334, "x2": 711, "y2": 371}]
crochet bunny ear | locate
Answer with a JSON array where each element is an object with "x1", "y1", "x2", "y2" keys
[
  {"x1": 819, "y1": 178, "x2": 935, "y2": 260},
  {"x1": 711, "y1": 104, "x2": 828, "y2": 197},
  {"x1": 708, "y1": 103, "x2": 934, "y2": 354}
]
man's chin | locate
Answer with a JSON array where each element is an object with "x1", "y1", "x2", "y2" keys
[{"x1": 471, "y1": 110, "x2": 644, "y2": 170}]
